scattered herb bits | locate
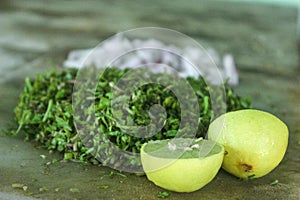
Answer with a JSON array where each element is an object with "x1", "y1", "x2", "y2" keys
[
  {"x1": 270, "y1": 179, "x2": 279, "y2": 186},
  {"x1": 69, "y1": 188, "x2": 80, "y2": 193},
  {"x1": 98, "y1": 185, "x2": 109, "y2": 189},
  {"x1": 12, "y1": 183, "x2": 27, "y2": 191},
  {"x1": 158, "y1": 191, "x2": 170, "y2": 198}
]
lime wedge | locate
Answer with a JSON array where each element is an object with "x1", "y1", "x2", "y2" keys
[{"x1": 141, "y1": 138, "x2": 224, "y2": 192}]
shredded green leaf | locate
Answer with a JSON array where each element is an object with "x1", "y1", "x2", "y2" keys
[{"x1": 11, "y1": 67, "x2": 251, "y2": 167}]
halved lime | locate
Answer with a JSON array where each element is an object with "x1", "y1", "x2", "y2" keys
[
  {"x1": 141, "y1": 138, "x2": 224, "y2": 192},
  {"x1": 208, "y1": 109, "x2": 289, "y2": 179}
]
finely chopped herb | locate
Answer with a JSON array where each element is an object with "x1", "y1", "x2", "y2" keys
[
  {"x1": 98, "y1": 185, "x2": 109, "y2": 189},
  {"x1": 11, "y1": 67, "x2": 251, "y2": 168},
  {"x1": 270, "y1": 179, "x2": 279, "y2": 186},
  {"x1": 158, "y1": 191, "x2": 170, "y2": 198}
]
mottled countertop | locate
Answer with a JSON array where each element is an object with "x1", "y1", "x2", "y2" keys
[{"x1": 0, "y1": 1, "x2": 299, "y2": 199}]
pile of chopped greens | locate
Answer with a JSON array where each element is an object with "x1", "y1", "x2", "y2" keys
[{"x1": 12, "y1": 67, "x2": 251, "y2": 167}]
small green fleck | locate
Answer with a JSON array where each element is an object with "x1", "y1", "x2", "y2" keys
[
  {"x1": 158, "y1": 191, "x2": 169, "y2": 198},
  {"x1": 42, "y1": 99, "x2": 53, "y2": 122},
  {"x1": 52, "y1": 158, "x2": 59, "y2": 164},
  {"x1": 270, "y1": 179, "x2": 279, "y2": 186},
  {"x1": 115, "y1": 172, "x2": 127, "y2": 178},
  {"x1": 292, "y1": 130, "x2": 300, "y2": 134},
  {"x1": 31, "y1": 178, "x2": 38, "y2": 182},
  {"x1": 64, "y1": 152, "x2": 73, "y2": 160},
  {"x1": 101, "y1": 171, "x2": 127, "y2": 179},
  {"x1": 70, "y1": 188, "x2": 80, "y2": 193},
  {"x1": 135, "y1": 172, "x2": 145, "y2": 176},
  {"x1": 12, "y1": 183, "x2": 24, "y2": 189},
  {"x1": 247, "y1": 174, "x2": 256, "y2": 180},
  {"x1": 40, "y1": 155, "x2": 46, "y2": 159},
  {"x1": 27, "y1": 192, "x2": 34, "y2": 196},
  {"x1": 98, "y1": 185, "x2": 109, "y2": 189},
  {"x1": 39, "y1": 186, "x2": 48, "y2": 192}
]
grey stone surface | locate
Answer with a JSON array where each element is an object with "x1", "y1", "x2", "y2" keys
[
  {"x1": 0, "y1": 192, "x2": 39, "y2": 200},
  {"x1": 0, "y1": 1, "x2": 299, "y2": 199}
]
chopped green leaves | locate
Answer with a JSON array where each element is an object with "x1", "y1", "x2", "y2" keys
[{"x1": 11, "y1": 67, "x2": 251, "y2": 167}]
